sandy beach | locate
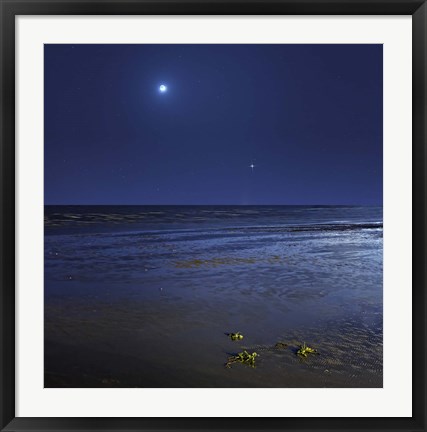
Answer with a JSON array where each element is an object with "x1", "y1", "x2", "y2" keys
[{"x1": 45, "y1": 205, "x2": 383, "y2": 388}]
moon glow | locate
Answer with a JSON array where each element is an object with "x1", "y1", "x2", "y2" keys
[{"x1": 159, "y1": 85, "x2": 167, "y2": 92}]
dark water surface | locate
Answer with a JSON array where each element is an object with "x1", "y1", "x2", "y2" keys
[{"x1": 45, "y1": 205, "x2": 383, "y2": 388}]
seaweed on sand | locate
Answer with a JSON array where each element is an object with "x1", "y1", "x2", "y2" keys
[
  {"x1": 227, "y1": 332, "x2": 244, "y2": 341},
  {"x1": 274, "y1": 342, "x2": 288, "y2": 349},
  {"x1": 225, "y1": 351, "x2": 258, "y2": 368},
  {"x1": 296, "y1": 342, "x2": 318, "y2": 358}
]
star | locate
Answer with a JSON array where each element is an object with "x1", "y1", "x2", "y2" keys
[{"x1": 249, "y1": 163, "x2": 255, "y2": 172}]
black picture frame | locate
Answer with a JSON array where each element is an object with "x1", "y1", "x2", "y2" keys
[{"x1": 1, "y1": 1, "x2": 425, "y2": 431}]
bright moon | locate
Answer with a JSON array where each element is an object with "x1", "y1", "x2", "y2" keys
[{"x1": 159, "y1": 85, "x2": 167, "y2": 92}]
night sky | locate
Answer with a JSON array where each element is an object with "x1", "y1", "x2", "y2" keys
[{"x1": 44, "y1": 44, "x2": 383, "y2": 205}]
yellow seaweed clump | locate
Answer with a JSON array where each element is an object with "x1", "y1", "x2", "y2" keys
[
  {"x1": 229, "y1": 332, "x2": 244, "y2": 341},
  {"x1": 296, "y1": 342, "x2": 318, "y2": 358},
  {"x1": 225, "y1": 351, "x2": 258, "y2": 368}
]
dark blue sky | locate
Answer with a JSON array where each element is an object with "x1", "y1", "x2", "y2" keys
[{"x1": 44, "y1": 44, "x2": 382, "y2": 205}]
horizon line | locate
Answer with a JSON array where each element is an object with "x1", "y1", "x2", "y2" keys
[{"x1": 44, "y1": 203, "x2": 383, "y2": 207}]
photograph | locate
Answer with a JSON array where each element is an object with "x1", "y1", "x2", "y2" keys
[{"x1": 44, "y1": 43, "x2": 383, "y2": 388}]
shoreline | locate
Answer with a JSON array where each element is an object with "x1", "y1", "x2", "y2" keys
[{"x1": 44, "y1": 207, "x2": 383, "y2": 388}]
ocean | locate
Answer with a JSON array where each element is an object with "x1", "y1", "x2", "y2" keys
[{"x1": 44, "y1": 205, "x2": 383, "y2": 388}]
